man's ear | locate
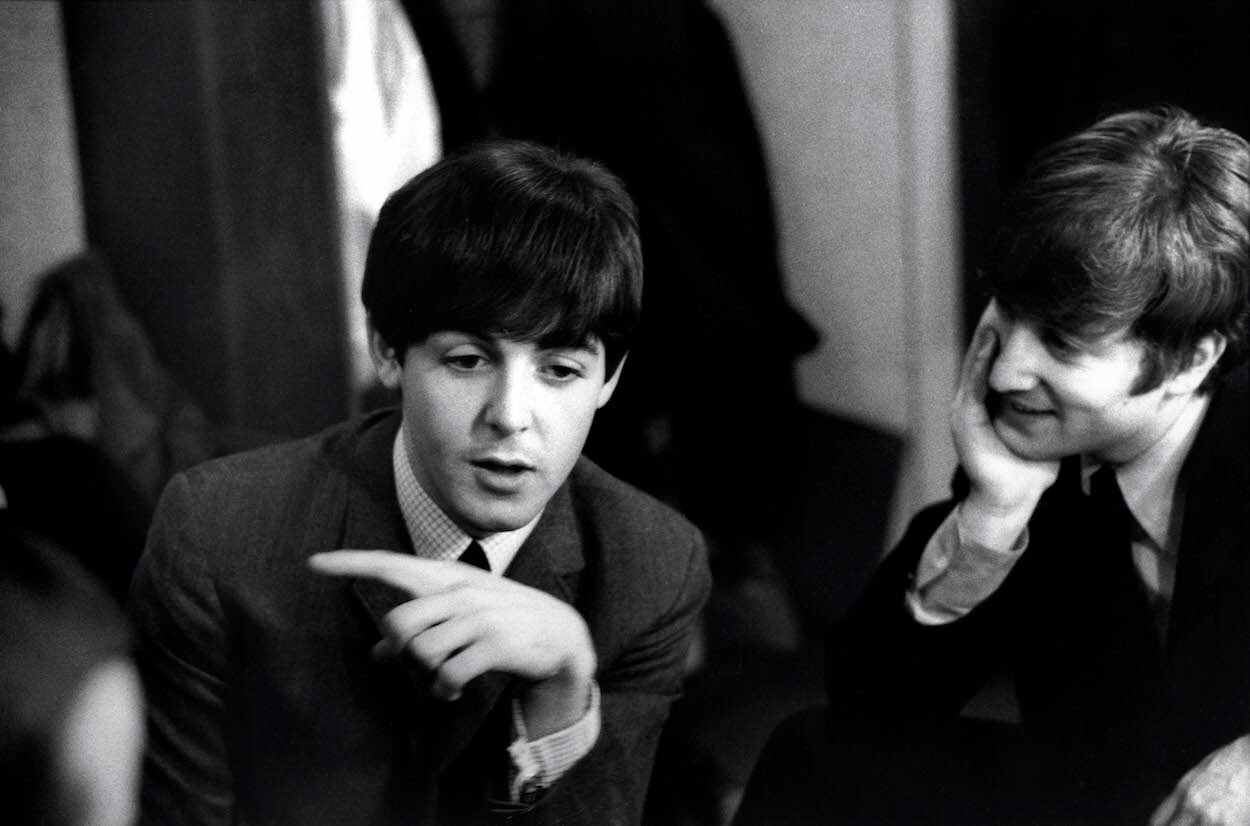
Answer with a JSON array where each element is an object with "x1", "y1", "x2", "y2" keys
[
  {"x1": 369, "y1": 328, "x2": 403, "y2": 390},
  {"x1": 1166, "y1": 332, "x2": 1226, "y2": 395},
  {"x1": 596, "y1": 353, "x2": 627, "y2": 409}
]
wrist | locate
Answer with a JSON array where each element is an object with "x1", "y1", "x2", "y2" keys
[
  {"x1": 957, "y1": 492, "x2": 1038, "y2": 552},
  {"x1": 521, "y1": 645, "x2": 596, "y2": 739}
]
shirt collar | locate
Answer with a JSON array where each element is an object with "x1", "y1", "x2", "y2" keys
[
  {"x1": 391, "y1": 426, "x2": 540, "y2": 573},
  {"x1": 1085, "y1": 391, "x2": 1210, "y2": 554}
]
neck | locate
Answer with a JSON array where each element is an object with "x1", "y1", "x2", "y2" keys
[{"x1": 1106, "y1": 390, "x2": 1210, "y2": 471}]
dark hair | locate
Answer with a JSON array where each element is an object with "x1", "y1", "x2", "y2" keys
[
  {"x1": 0, "y1": 520, "x2": 131, "y2": 825},
  {"x1": 983, "y1": 106, "x2": 1250, "y2": 393},
  {"x1": 362, "y1": 140, "x2": 643, "y2": 377}
]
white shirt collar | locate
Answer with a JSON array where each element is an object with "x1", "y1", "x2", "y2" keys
[{"x1": 391, "y1": 426, "x2": 540, "y2": 574}]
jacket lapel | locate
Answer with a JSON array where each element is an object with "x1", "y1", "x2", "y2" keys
[
  {"x1": 501, "y1": 482, "x2": 584, "y2": 601},
  {"x1": 1169, "y1": 365, "x2": 1250, "y2": 653},
  {"x1": 1160, "y1": 365, "x2": 1250, "y2": 768},
  {"x1": 338, "y1": 411, "x2": 419, "y2": 624}
]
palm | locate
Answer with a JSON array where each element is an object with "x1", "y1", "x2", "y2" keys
[
  {"x1": 953, "y1": 308, "x2": 1059, "y2": 514},
  {"x1": 954, "y1": 388, "x2": 1057, "y2": 510}
]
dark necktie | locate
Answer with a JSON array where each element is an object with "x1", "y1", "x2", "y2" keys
[
  {"x1": 1090, "y1": 465, "x2": 1169, "y2": 636},
  {"x1": 459, "y1": 540, "x2": 491, "y2": 572},
  {"x1": 1089, "y1": 465, "x2": 1133, "y2": 545}
]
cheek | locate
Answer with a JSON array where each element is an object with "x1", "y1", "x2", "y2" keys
[
  {"x1": 405, "y1": 386, "x2": 469, "y2": 441},
  {"x1": 545, "y1": 398, "x2": 600, "y2": 452},
  {"x1": 1051, "y1": 368, "x2": 1134, "y2": 413}
]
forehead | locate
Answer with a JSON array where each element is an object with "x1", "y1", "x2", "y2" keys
[{"x1": 998, "y1": 300, "x2": 1138, "y2": 356}]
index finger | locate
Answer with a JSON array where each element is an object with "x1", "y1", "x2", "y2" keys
[{"x1": 308, "y1": 550, "x2": 485, "y2": 597}]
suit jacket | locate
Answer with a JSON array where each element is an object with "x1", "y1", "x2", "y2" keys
[
  {"x1": 826, "y1": 365, "x2": 1250, "y2": 822},
  {"x1": 129, "y1": 409, "x2": 709, "y2": 825}
]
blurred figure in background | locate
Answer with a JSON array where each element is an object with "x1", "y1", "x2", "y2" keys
[
  {"x1": 0, "y1": 518, "x2": 145, "y2": 826},
  {"x1": 0, "y1": 290, "x2": 150, "y2": 604},
  {"x1": 12, "y1": 254, "x2": 216, "y2": 509}
]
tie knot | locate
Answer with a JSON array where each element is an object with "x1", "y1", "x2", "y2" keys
[{"x1": 459, "y1": 540, "x2": 491, "y2": 572}]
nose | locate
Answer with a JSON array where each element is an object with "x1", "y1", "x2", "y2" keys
[
  {"x1": 482, "y1": 364, "x2": 534, "y2": 434},
  {"x1": 987, "y1": 322, "x2": 1045, "y2": 394}
]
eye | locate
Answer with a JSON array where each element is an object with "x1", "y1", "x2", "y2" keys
[
  {"x1": 540, "y1": 360, "x2": 586, "y2": 382},
  {"x1": 443, "y1": 351, "x2": 489, "y2": 372},
  {"x1": 1040, "y1": 328, "x2": 1082, "y2": 360}
]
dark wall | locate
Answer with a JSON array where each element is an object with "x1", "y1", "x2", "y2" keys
[
  {"x1": 956, "y1": 0, "x2": 1250, "y2": 333},
  {"x1": 62, "y1": 0, "x2": 349, "y2": 440}
]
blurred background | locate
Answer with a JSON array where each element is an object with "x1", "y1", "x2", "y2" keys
[{"x1": 2, "y1": 1, "x2": 1247, "y2": 823}]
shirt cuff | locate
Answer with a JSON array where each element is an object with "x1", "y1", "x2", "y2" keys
[
  {"x1": 507, "y1": 681, "x2": 601, "y2": 803},
  {"x1": 906, "y1": 506, "x2": 1028, "y2": 625}
]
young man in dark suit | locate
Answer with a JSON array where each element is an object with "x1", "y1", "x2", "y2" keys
[
  {"x1": 128, "y1": 141, "x2": 710, "y2": 826},
  {"x1": 740, "y1": 107, "x2": 1250, "y2": 826}
]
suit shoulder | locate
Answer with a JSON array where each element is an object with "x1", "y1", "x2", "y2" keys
[
  {"x1": 566, "y1": 457, "x2": 702, "y2": 546},
  {"x1": 170, "y1": 436, "x2": 322, "y2": 510},
  {"x1": 564, "y1": 457, "x2": 710, "y2": 637},
  {"x1": 171, "y1": 410, "x2": 395, "y2": 496}
]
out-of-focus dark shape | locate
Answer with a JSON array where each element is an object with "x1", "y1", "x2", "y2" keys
[
  {"x1": 0, "y1": 431, "x2": 148, "y2": 605},
  {"x1": 0, "y1": 253, "x2": 226, "y2": 602},
  {"x1": 61, "y1": 2, "x2": 350, "y2": 442},
  {"x1": 647, "y1": 409, "x2": 902, "y2": 825},
  {"x1": 0, "y1": 518, "x2": 145, "y2": 826},
  {"x1": 14, "y1": 253, "x2": 216, "y2": 505}
]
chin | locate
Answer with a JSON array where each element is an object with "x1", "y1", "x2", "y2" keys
[{"x1": 458, "y1": 503, "x2": 541, "y2": 536}]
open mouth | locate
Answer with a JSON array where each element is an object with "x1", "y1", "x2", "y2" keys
[
  {"x1": 470, "y1": 457, "x2": 535, "y2": 475},
  {"x1": 989, "y1": 392, "x2": 1054, "y2": 419},
  {"x1": 469, "y1": 457, "x2": 536, "y2": 494}
]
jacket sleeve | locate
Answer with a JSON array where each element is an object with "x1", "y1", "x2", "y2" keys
[
  {"x1": 128, "y1": 472, "x2": 235, "y2": 826},
  {"x1": 517, "y1": 526, "x2": 711, "y2": 825},
  {"x1": 825, "y1": 500, "x2": 1021, "y2": 736}
]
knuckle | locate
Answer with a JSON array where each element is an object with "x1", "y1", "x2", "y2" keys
[
  {"x1": 383, "y1": 602, "x2": 421, "y2": 634},
  {"x1": 406, "y1": 634, "x2": 440, "y2": 667},
  {"x1": 436, "y1": 663, "x2": 469, "y2": 693},
  {"x1": 475, "y1": 615, "x2": 510, "y2": 646},
  {"x1": 383, "y1": 616, "x2": 410, "y2": 641}
]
